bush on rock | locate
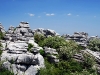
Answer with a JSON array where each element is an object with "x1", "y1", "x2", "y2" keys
[{"x1": 88, "y1": 38, "x2": 100, "y2": 51}]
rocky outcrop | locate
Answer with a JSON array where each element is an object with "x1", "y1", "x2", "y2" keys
[
  {"x1": 1, "y1": 21, "x2": 100, "y2": 75},
  {"x1": 0, "y1": 40, "x2": 45, "y2": 75},
  {"x1": 33, "y1": 28, "x2": 60, "y2": 37},
  {"x1": 0, "y1": 22, "x2": 45, "y2": 75},
  {"x1": 73, "y1": 49, "x2": 100, "y2": 74},
  {"x1": 4, "y1": 22, "x2": 33, "y2": 41},
  {"x1": 44, "y1": 47, "x2": 59, "y2": 63},
  {"x1": 62, "y1": 32, "x2": 88, "y2": 47}
]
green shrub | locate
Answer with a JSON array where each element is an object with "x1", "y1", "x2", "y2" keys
[
  {"x1": 57, "y1": 59, "x2": 84, "y2": 73},
  {"x1": 0, "y1": 43, "x2": 2, "y2": 55},
  {"x1": 39, "y1": 58, "x2": 97, "y2": 75},
  {"x1": 27, "y1": 43, "x2": 34, "y2": 52},
  {"x1": 0, "y1": 50, "x2": 2, "y2": 56},
  {"x1": 0, "y1": 55, "x2": 14, "y2": 75},
  {"x1": 39, "y1": 36, "x2": 81, "y2": 60},
  {"x1": 34, "y1": 33, "x2": 46, "y2": 44},
  {"x1": 39, "y1": 59, "x2": 61, "y2": 75},
  {"x1": 39, "y1": 36, "x2": 67, "y2": 49},
  {"x1": 39, "y1": 49, "x2": 45, "y2": 56},
  {"x1": 57, "y1": 40, "x2": 80, "y2": 60},
  {"x1": 88, "y1": 38, "x2": 100, "y2": 51},
  {"x1": 0, "y1": 68, "x2": 14, "y2": 75},
  {"x1": 0, "y1": 31, "x2": 5, "y2": 40},
  {"x1": 82, "y1": 53, "x2": 96, "y2": 70}
]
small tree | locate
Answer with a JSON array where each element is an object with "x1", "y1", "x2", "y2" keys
[
  {"x1": 57, "y1": 40, "x2": 79, "y2": 60},
  {"x1": 34, "y1": 33, "x2": 46, "y2": 44},
  {"x1": 0, "y1": 31, "x2": 4, "y2": 40},
  {"x1": 82, "y1": 53, "x2": 96, "y2": 70},
  {"x1": 88, "y1": 38, "x2": 100, "y2": 51},
  {"x1": 39, "y1": 36, "x2": 67, "y2": 49}
]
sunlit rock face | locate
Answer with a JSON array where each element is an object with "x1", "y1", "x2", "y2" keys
[
  {"x1": 1, "y1": 40, "x2": 45, "y2": 75},
  {"x1": 0, "y1": 23, "x2": 5, "y2": 33},
  {"x1": 33, "y1": 28, "x2": 60, "y2": 37},
  {"x1": 62, "y1": 32, "x2": 88, "y2": 47},
  {"x1": 44, "y1": 47, "x2": 59, "y2": 63},
  {"x1": 0, "y1": 22, "x2": 45, "y2": 75}
]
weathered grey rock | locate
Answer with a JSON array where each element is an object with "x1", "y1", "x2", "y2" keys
[
  {"x1": 36, "y1": 53, "x2": 45, "y2": 68},
  {"x1": 44, "y1": 47, "x2": 59, "y2": 63},
  {"x1": 30, "y1": 47, "x2": 40, "y2": 53},
  {"x1": 12, "y1": 64, "x2": 18, "y2": 75},
  {"x1": 17, "y1": 70, "x2": 25, "y2": 75},
  {"x1": 20, "y1": 28, "x2": 28, "y2": 34},
  {"x1": 19, "y1": 22, "x2": 30, "y2": 28},
  {"x1": 24, "y1": 33, "x2": 33, "y2": 37},
  {"x1": 44, "y1": 47, "x2": 58, "y2": 55},
  {"x1": 47, "y1": 55, "x2": 59, "y2": 63},
  {"x1": 2, "y1": 61, "x2": 12, "y2": 71},
  {"x1": 0, "y1": 22, "x2": 46, "y2": 75},
  {"x1": 25, "y1": 65, "x2": 39, "y2": 75},
  {"x1": 16, "y1": 54, "x2": 34, "y2": 64},
  {"x1": 33, "y1": 28, "x2": 60, "y2": 37},
  {"x1": 16, "y1": 64, "x2": 27, "y2": 72},
  {"x1": 7, "y1": 41, "x2": 28, "y2": 53},
  {"x1": 63, "y1": 32, "x2": 88, "y2": 47},
  {"x1": 28, "y1": 38, "x2": 38, "y2": 47},
  {"x1": 1, "y1": 51, "x2": 19, "y2": 63}
]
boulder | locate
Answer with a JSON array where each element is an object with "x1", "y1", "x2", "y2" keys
[
  {"x1": 28, "y1": 38, "x2": 38, "y2": 47},
  {"x1": 44, "y1": 47, "x2": 59, "y2": 63},
  {"x1": 25, "y1": 65, "x2": 39, "y2": 75},
  {"x1": 36, "y1": 53, "x2": 45, "y2": 68},
  {"x1": 19, "y1": 22, "x2": 30, "y2": 28},
  {"x1": 2, "y1": 61, "x2": 12, "y2": 71},
  {"x1": 16, "y1": 64, "x2": 27, "y2": 72},
  {"x1": 16, "y1": 54, "x2": 34, "y2": 64},
  {"x1": 33, "y1": 28, "x2": 60, "y2": 37}
]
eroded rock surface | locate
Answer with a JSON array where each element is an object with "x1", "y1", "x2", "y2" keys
[{"x1": 0, "y1": 22, "x2": 45, "y2": 75}]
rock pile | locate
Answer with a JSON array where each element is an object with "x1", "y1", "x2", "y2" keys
[
  {"x1": 33, "y1": 28, "x2": 60, "y2": 37},
  {"x1": 4, "y1": 22, "x2": 33, "y2": 41},
  {"x1": 62, "y1": 32, "x2": 88, "y2": 47},
  {"x1": 44, "y1": 47, "x2": 59, "y2": 63},
  {"x1": 0, "y1": 22, "x2": 45, "y2": 75},
  {"x1": 1, "y1": 41, "x2": 44, "y2": 75}
]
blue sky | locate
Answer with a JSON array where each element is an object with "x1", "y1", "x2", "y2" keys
[{"x1": 0, "y1": 0, "x2": 100, "y2": 36}]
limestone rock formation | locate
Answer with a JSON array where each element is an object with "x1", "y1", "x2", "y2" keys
[
  {"x1": 44, "y1": 47, "x2": 59, "y2": 63},
  {"x1": 1, "y1": 41, "x2": 45, "y2": 75},
  {"x1": 33, "y1": 28, "x2": 60, "y2": 37},
  {"x1": 0, "y1": 22, "x2": 45, "y2": 75},
  {"x1": 62, "y1": 32, "x2": 88, "y2": 47},
  {"x1": 73, "y1": 49, "x2": 100, "y2": 74}
]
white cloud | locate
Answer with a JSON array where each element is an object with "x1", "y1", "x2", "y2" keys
[
  {"x1": 46, "y1": 13, "x2": 55, "y2": 16},
  {"x1": 67, "y1": 13, "x2": 71, "y2": 16},
  {"x1": 28, "y1": 13, "x2": 35, "y2": 17},
  {"x1": 46, "y1": 14, "x2": 51, "y2": 16},
  {"x1": 51, "y1": 13, "x2": 55, "y2": 16}
]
